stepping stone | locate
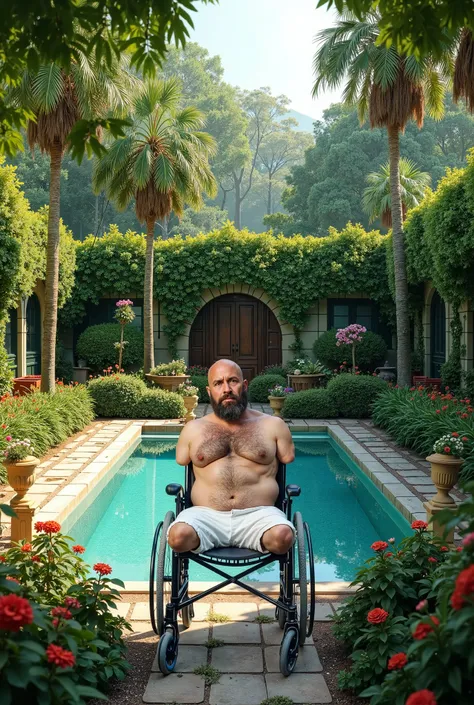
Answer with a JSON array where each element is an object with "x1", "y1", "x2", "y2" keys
[
  {"x1": 211, "y1": 602, "x2": 259, "y2": 621},
  {"x1": 258, "y1": 605, "x2": 276, "y2": 621},
  {"x1": 212, "y1": 621, "x2": 260, "y2": 644},
  {"x1": 265, "y1": 645, "x2": 322, "y2": 672},
  {"x1": 261, "y1": 623, "x2": 313, "y2": 645},
  {"x1": 210, "y1": 674, "x2": 267, "y2": 705},
  {"x1": 179, "y1": 621, "x2": 210, "y2": 645},
  {"x1": 211, "y1": 645, "x2": 263, "y2": 673},
  {"x1": 314, "y1": 603, "x2": 334, "y2": 621},
  {"x1": 266, "y1": 673, "x2": 332, "y2": 703},
  {"x1": 128, "y1": 621, "x2": 154, "y2": 635},
  {"x1": 386, "y1": 463, "x2": 417, "y2": 470},
  {"x1": 152, "y1": 645, "x2": 207, "y2": 673},
  {"x1": 143, "y1": 673, "x2": 204, "y2": 703},
  {"x1": 403, "y1": 476, "x2": 433, "y2": 485},
  {"x1": 110, "y1": 602, "x2": 130, "y2": 618}
]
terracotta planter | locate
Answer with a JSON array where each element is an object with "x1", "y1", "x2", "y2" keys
[
  {"x1": 183, "y1": 395, "x2": 199, "y2": 423},
  {"x1": 145, "y1": 374, "x2": 189, "y2": 392},
  {"x1": 287, "y1": 374, "x2": 325, "y2": 392},
  {"x1": 426, "y1": 453, "x2": 464, "y2": 508},
  {"x1": 6, "y1": 456, "x2": 40, "y2": 501},
  {"x1": 12, "y1": 375, "x2": 41, "y2": 396},
  {"x1": 268, "y1": 396, "x2": 285, "y2": 417}
]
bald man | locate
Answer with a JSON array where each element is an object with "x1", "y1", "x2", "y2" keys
[{"x1": 167, "y1": 359, "x2": 296, "y2": 555}]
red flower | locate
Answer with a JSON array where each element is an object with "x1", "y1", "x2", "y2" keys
[
  {"x1": 406, "y1": 689, "x2": 437, "y2": 705},
  {"x1": 72, "y1": 545, "x2": 85, "y2": 554},
  {"x1": 1, "y1": 424, "x2": 6, "y2": 428},
  {"x1": 42, "y1": 521, "x2": 61, "y2": 534},
  {"x1": 413, "y1": 616, "x2": 440, "y2": 640},
  {"x1": 371, "y1": 540, "x2": 389, "y2": 552},
  {"x1": 46, "y1": 643, "x2": 75, "y2": 669},
  {"x1": 31, "y1": 555, "x2": 41, "y2": 563},
  {"x1": 34, "y1": 522, "x2": 44, "y2": 532},
  {"x1": 411, "y1": 520, "x2": 428, "y2": 530},
  {"x1": 457, "y1": 546, "x2": 463, "y2": 552},
  {"x1": 428, "y1": 557, "x2": 438, "y2": 563},
  {"x1": 451, "y1": 565, "x2": 474, "y2": 610},
  {"x1": 93, "y1": 562, "x2": 112, "y2": 576},
  {"x1": 388, "y1": 652, "x2": 408, "y2": 670},
  {"x1": 385, "y1": 552, "x2": 393, "y2": 557},
  {"x1": 452, "y1": 432, "x2": 459, "y2": 437},
  {"x1": 0, "y1": 594, "x2": 34, "y2": 631},
  {"x1": 21, "y1": 543, "x2": 32, "y2": 553},
  {"x1": 436, "y1": 410, "x2": 441, "y2": 414},
  {"x1": 444, "y1": 446, "x2": 451, "y2": 453},
  {"x1": 64, "y1": 596, "x2": 81, "y2": 609},
  {"x1": 440, "y1": 546, "x2": 449, "y2": 552},
  {"x1": 51, "y1": 606, "x2": 72, "y2": 620},
  {"x1": 462, "y1": 436, "x2": 468, "y2": 442},
  {"x1": 0, "y1": 555, "x2": 6, "y2": 563},
  {"x1": 367, "y1": 608, "x2": 389, "y2": 624}
]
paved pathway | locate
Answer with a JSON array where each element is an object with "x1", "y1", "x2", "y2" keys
[{"x1": 116, "y1": 600, "x2": 337, "y2": 704}]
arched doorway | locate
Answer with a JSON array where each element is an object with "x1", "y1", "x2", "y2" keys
[
  {"x1": 26, "y1": 294, "x2": 41, "y2": 375},
  {"x1": 189, "y1": 294, "x2": 282, "y2": 380},
  {"x1": 430, "y1": 291, "x2": 446, "y2": 378}
]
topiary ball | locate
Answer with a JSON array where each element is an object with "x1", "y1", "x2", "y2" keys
[
  {"x1": 313, "y1": 329, "x2": 387, "y2": 372},
  {"x1": 326, "y1": 374, "x2": 387, "y2": 418},
  {"x1": 283, "y1": 389, "x2": 338, "y2": 419},
  {"x1": 76, "y1": 323, "x2": 144, "y2": 372},
  {"x1": 248, "y1": 374, "x2": 286, "y2": 403},
  {"x1": 87, "y1": 375, "x2": 146, "y2": 417}
]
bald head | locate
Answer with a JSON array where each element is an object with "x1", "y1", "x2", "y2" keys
[
  {"x1": 208, "y1": 359, "x2": 243, "y2": 385},
  {"x1": 207, "y1": 360, "x2": 248, "y2": 421}
]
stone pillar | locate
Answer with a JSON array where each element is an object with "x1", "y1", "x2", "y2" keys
[
  {"x1": 424, "y1": 501, "x2": 455, "y2": 545},
  {"x1": 16, "y1": 298, "x2": 27, "y2": 377}
]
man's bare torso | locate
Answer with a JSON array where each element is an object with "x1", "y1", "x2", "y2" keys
[{"x1": 176, "y1": 410, "x2": 294, "y2": 511}]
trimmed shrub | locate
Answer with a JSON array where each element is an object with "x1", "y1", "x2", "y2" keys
[
  {"x1": 283, "y1": 389, "x2": 338, "y2": 419},
  {"x1": 259, "y1": 365, "x2": 286, "y2": 377},
  {"x1": 248, "y1": 374, "x2": 286, "y2": 403},
  {"x1": 313, "y1": 328, "x2": 387, "y2": 371},
  {"x1": 134, "y1": 389, "x2": 185, "y2": 419},
  {"x1": 76, "y1": 323, "x2": 143, "y2": 372},
  {"x1": 191, "y1": 374, "x2": 209, "y2": 403},
  {"x1": 327, "y1": 374, "x2": 387, "y2": 418},
  {"x1": 87, "y1": 375, "x2": 146, "y2": 417}
]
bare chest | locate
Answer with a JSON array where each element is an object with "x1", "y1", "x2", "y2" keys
[{"x1": 191, "y1": 423, "x2": 275, "y2": 467}]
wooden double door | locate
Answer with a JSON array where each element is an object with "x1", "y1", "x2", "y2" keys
[{"x1": 189, "y1": 294, "x2": 282, "y2": 381}]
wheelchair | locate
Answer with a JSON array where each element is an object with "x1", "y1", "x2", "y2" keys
[{"x1": 149, "y1": 461, "x2": 315, "y2": 677}]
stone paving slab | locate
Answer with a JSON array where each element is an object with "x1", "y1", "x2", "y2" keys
[
  {"x1": 210, "y1": 674, "x2": 267, "y2": 705},
  {"x1": 143, "y1": 674, "x2": 205, "y2": 704},
  {"x1": 212, "y1": 621, "x2": 261, "y2": 643},
  {"x1": 212, "y1": 602, "x2": 259, "y2": 620},
  {"x1": 266, "y1": 673, "x2": 332, "y2": 703},
  {"x1": 211, "y1": 645, "x2": 263, "y2": 672},
  {"x1": 261, "y1": 623, "x2": 313, "y2": 645},
  {"x1": 265, "y1": 645, "x2": 322, "y2": 672},
  {"x1": 313, "y1": 602, "x2": 334, "y2": 621},
  {"x1": 178, "y1": 621, "x2": 210, "y2": 645},
  {"x1": 110, "y1": 601, "x2": 130, "y2": 618},
  {"x1": 152, "y1": 645, "x2": 207, "y2": 673}
]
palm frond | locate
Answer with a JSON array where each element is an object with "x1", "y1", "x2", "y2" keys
[{"x1": 31, "y1": 64, "x2": 64, "y2": 111}]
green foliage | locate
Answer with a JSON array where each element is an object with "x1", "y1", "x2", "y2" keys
[
  {"x1": 67, "y1": 223, "x2": 392, "y2": 357},
  {"x1": 149, "y1": 359, "x2": 187, "y2": 376},
  {"x1": 169, "y1": 206, "x2": 229, "y2": 238},
  {"x1": 283, "y1": 389, "x2": 338, "y2": 419},
  {"x1": 465, "y1": 369, "x2": 474, "y2": 401},
  {"x1": 193, "y1": 664, "x2": 221, "y2": 685},
  {"x1": 0, "y1": 526, "x2": 130, "y2": 703},
  {"x1": 76, "y1": 323, "x2": 144, "y2": 373},
  {"x1": 372, "y1": 386, "x2": 474, "y2": 484},
  {"x1": 314, "y1": 329, "x2": 388, "y2": 372},
  {"x1": 260, "y1": 365, "x2": 286, "y2": 377},
  {"x1": 88, "y1": 374, "x2": 185, "y2": 419},
  {"x1": 190, "y1": 375, "x2": 209, "y2": 403},
  {"x1": 327, "y1": 375, "x2": 387, "y2": 418},
  {"x1": 55, "y1": 341, "x2": 73, "y2": 384},
  {"x1": 248, "y1": 375, "x2": 286, "y2": 403}
]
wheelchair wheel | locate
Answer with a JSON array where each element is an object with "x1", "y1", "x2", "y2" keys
[
  {"x1": 279, "y1": 627, "x2": 298, "y2": 676},
  {"x1": 157, "y1": 630, "x2": 178, "y2": 675},
  {"x1": 304, "y1": 520, "x2": 316, "y2": 637},
  {"x1": 293, "y1": 512, "x2": 308, "y2": 646},
  {"x1": 155, "y1": 511, "x2": 175, "y2": 636}
]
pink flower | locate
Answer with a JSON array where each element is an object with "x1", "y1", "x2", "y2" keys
[
  {"x1": 5, "y1": 435, "x2": 11, "y2": 441},
  {"x1": 416, "y1": 600, "x2": 427, "y2": 612},
  {"x1": 462, "y1": 532, "x2": 474, "y2": 547}
]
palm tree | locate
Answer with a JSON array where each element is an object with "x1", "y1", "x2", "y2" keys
[
  {"x1": 312, "y1": 12, "x2": 449, "y2": 387},
  {"x1": 14, "y1": 56, "x2": 136, "y2": 393},
  {"x1": 93, "y1": 79, "x2": 217, "y2": 373},
  {"x1": 363, "y1": 158, "x2": 431, "y2": 226}
]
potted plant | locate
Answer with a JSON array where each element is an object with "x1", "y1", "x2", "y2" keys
[
  {"x1": 335, "y1": 323, "x2": 367, "y2": 373},
  {"x1": 3, "y1": 437, "x2": 39, "y2": 500},
  {"x1": 176, "y1": 383, "x2": 200, "y2": 423},
  {"x1": 287, "y1": 358, "x2": 327, "y2": 391},
  {"x1": 114, "y1": 298, "x2": 135, "y2": 371},
  {"x1": 146, "y1": 358, "x2": 189, "y2": 392},
  {"x1": 268, "y1": 384, "x2": 294, "y2": 417},
  {"x1": 426, "y1": 433, "x2": 466, "y2": 508}
]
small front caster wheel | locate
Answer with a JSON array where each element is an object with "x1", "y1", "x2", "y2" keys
[
  {"x1": 279, "y1": 627, "x2": 299, "y2": 676},
  {"x1": 157, "y1": 630, "x2": 178, "y2": 675}
]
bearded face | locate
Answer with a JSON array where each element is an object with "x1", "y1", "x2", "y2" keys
[{"x1": 210, "y1": 387, "x2": 248, "y2": 421}]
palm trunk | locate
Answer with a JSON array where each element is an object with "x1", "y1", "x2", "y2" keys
[
  {"x1": 41, "y1": 143, "x2": 63, "y2": 393},
  {"x1": 143, "y1": 218, "x2": 155, "y2": 373},
  {"x1": 388, "y1": 125, "x2": 411, "y2": 387}
]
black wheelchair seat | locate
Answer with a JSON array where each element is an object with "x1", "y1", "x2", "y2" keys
[{"x1": 201, "y1": 546, "x2": 263, "y2": 561}]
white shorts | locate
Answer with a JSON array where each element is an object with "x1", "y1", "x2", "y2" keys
[{"x1": 167, "y1": 505, "x2": 296, "y2": 554}]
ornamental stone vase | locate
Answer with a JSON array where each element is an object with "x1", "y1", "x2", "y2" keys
[
  {"x1": 183, "y1": 395, "x2": 199, "y2": 423},
  {"x1": 426, "y1": 453, "x2": 463, "y2": 508},
  {"x1": 268, "y1": 396, "x2": 285, "y2": 417},
  {"x1": 287, "y1": 374, "x2": 325, "y2": 392},
  {"x1": 145, "y1": 374, "x2": 189, "y2": 393},
  {"x1": 5, "y1": 455, "x2": 40, "y2": 544}
]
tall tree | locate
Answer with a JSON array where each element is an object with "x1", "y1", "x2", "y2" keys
[
  {"x1": 363, "y1": 158, "x2": 431, "y2": 225},
  {"x1": 313, "y1": 12, "x2": 449, "y2": 386},
  {"x1": 14, "y1": 56, "x2": 135, "y2": 392},
  {"x1": 93, "y1": 79, "x2": 217, "y2": 372}
]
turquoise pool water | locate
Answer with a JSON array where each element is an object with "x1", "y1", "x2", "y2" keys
[{"x1": 65, "y1": 433, "x2": 411, "y2": 582}]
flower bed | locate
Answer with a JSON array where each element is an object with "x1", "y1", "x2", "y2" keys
[{"x1": 0, "y1": 522, "x2": 130, "y2": 703}]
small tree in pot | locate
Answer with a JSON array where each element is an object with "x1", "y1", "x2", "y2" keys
[
  {"x1": 336, "y1": 324, "x2": 367, "y2": 373},
  {"x1": 114, "y1": 299, "x2": 135, "y2": 371}
]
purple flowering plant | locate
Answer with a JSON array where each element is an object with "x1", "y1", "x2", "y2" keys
[
  {"x1": 268, "y1": 384, "x2": 294, "y2": 398},
  {"x1": 335, "y1": 324, "x2": 367, "y2": 372}
]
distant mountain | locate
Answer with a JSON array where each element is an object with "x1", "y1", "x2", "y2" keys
[{"x1": 278, "y1": 109, "x2": 315, "y2": 133}]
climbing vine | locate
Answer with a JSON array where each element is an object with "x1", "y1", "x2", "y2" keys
[{"x1": 65, "y1": 222, "x2": 393, "y2": 356}]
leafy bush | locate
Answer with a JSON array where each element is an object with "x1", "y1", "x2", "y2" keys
[
  {"x1": 259, "y1": 365, "x2": 286, "y2": 377},
  {"x1": 0, "y1": 522, "x2": 130, "y2": 703},
  {"x1": 190, "y1": 375, "x2": 209, "y2": 403},
  {"x1": 372, "y1": 386, "x2": 474, "y2": 484},
  {"x1": 465, "y1": 368, "x2": 474, "y2": 401},
  {"x1": 248, "y1": 374, "x2": 286, "y2": 403},
  {"x1": 313, "y1": 329, "x2": 387, "y2": 371},
  {"x1": 88, "y1": 374, "x2": 185, "y2": 419},
  {"x1": 55, "y1": 341, "x2": 73, "y2": 384},
  {"x1": 187, "y1": 365, "x2": 208, "y2": 376},
  {"x1": 327, "y1": 374, "x2": 387, "y2": 418},
  {"x1": 76, "y1": 323, "x2": 143, "y2": 372},
  {"x1": 283, "y1": 389, "x2": 338, "y2": 418},
  {"x1": 149, "y1": 358, "x2": 186, "y2": 376}
]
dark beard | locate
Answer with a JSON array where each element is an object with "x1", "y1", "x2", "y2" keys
[{"x1": 211, "y1": 389, "x2": 248, "y2": 421}]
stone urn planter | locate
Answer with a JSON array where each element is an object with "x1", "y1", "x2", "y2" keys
[
  {"x1": 5, "y1": 455, "x2": 40, "y2": 543},
  {"x1": 183, "y1": 395, "x2": 199, "y2": 423},
  {"x1": 426, "y1": 453, "x2": 464, "y2": 508},
  {"x1": 268, "y1": 396, "x2": 285, "y2": 417},
  {"x1": 12, "y1": 375, "x2": 41, "y2": 396},
  {"x1": 287, "y1": 374, "x2": 325, "y2": 392},
  {"x1": 146, "y1": 374, "x2": 189, "y2": 393}
]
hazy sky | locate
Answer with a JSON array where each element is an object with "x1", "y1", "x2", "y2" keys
[{"x1": 190, "y1": 0, "x2": 343, "y2": 120}]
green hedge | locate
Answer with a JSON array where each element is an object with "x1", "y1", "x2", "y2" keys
[
  {"x1": 327, "y1": 374, "x2": 387, "y2": 418},
  {"x1": 283, "y1": 389, "x2": 338, "y2": 419},
  {"x1": 76, "y1": 323, "x2": 144, "y2": 372},
  {"x1": 88, "y1": 374, "x2": 185, "y2": 419},
  {"x1": 313, "y1": 329, "x2": 387, "y2": 371},
  {"x1": 248, "y1": 374, "x2": 286, "y2": 403},
  {"x1": 191, "y1": 375, "x2": 209, "y2": 403}
]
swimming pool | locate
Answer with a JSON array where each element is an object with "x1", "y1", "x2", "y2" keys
[{"x1": 64, "y1": 433, "x2": 411, "y2": 583}]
